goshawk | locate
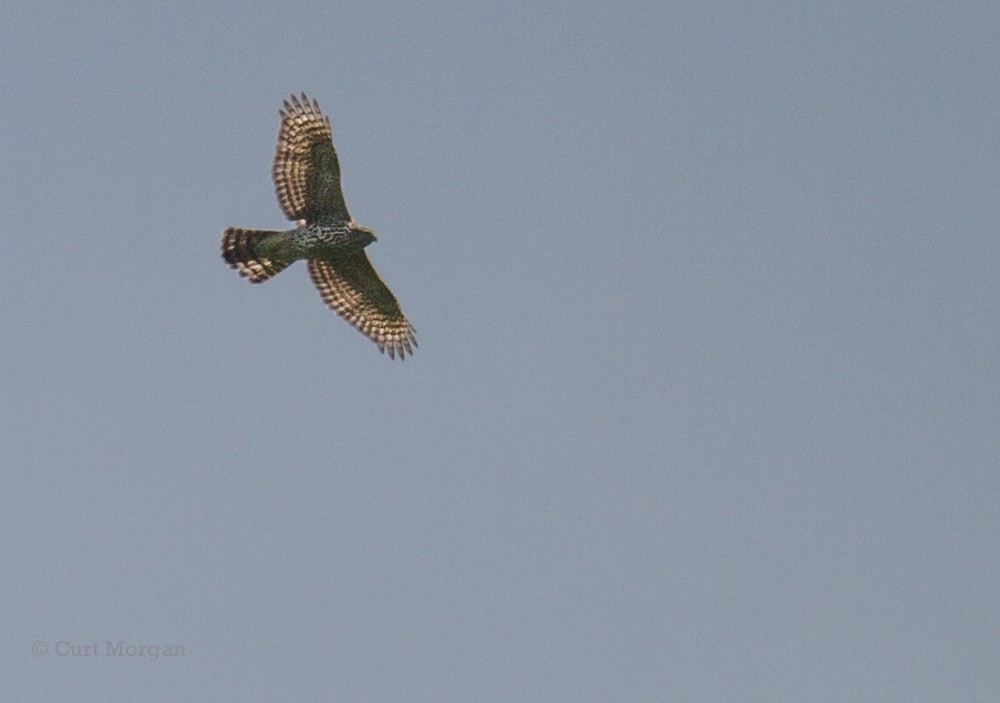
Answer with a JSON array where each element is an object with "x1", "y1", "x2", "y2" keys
[{"x1": 222, "y1": 93, "x2": 416, "y2": 359}]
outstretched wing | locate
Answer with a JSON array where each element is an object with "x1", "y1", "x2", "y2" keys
[
  {"x1": 308, "y1": 253, "x2": 417, "y2": 359},
  {"x1": 272, "y1": 93, "x2": 350, "y2": 223}
]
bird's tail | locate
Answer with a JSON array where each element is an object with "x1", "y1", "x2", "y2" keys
[{"x1": 221, "y1": 228, "x2": 292, "y2": 283}]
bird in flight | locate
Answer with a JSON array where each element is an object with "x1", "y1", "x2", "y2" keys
[{"x1": 222, "y1": 93, "x2": 416, "y2": 359}]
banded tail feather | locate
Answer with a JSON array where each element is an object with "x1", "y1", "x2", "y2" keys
[{"x1": 221, "y1": 228, "x2": 292, "y2": 282}]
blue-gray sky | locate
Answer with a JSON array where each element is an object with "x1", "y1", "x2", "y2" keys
[{"x1": 3, "y1": 2, "x2": 998, "y2": 700}]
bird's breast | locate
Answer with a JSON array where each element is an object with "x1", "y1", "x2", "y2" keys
[{"x1": 292, "y1": 222, "x2": 371, "y2": 256}]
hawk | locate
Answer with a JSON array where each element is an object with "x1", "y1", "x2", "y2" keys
[{"x1": 222, "y1": 93, "x2": 417, "y2": 359}]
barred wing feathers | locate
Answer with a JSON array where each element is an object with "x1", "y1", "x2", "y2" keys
[
  {"x1": 308, "y1": 253, "x2": 417, "y2": 359},
  {"x1": 272, "y1": 93, "x2": 350, "y2": 222}
]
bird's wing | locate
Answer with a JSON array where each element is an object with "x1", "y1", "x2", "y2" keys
[
  {"x1": 308, "y1": 252, "x2": 417, "y2": 359},
  {"x1": 272, "y1": 93, "x2": 350, "y2": 222}
]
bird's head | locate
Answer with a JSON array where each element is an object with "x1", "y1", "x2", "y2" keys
[{"x1": 350, "y1": 222, "x2": 378, "y2": 246}]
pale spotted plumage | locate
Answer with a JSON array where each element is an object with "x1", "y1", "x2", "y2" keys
[{"x1": 221, "y1": 93, "x2": 416, "y2": 359}]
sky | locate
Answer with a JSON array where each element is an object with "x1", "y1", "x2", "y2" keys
[{"x1": 2, "y1": 1, "x2": 998, "y2": 700}]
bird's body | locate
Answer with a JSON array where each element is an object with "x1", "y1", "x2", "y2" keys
[
  {"x1": 254, "y1": 221, "x2": 376, "y2": 261},
  {"x1": 222, "y1": 93, "x2": 416, "y2": 359}
]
